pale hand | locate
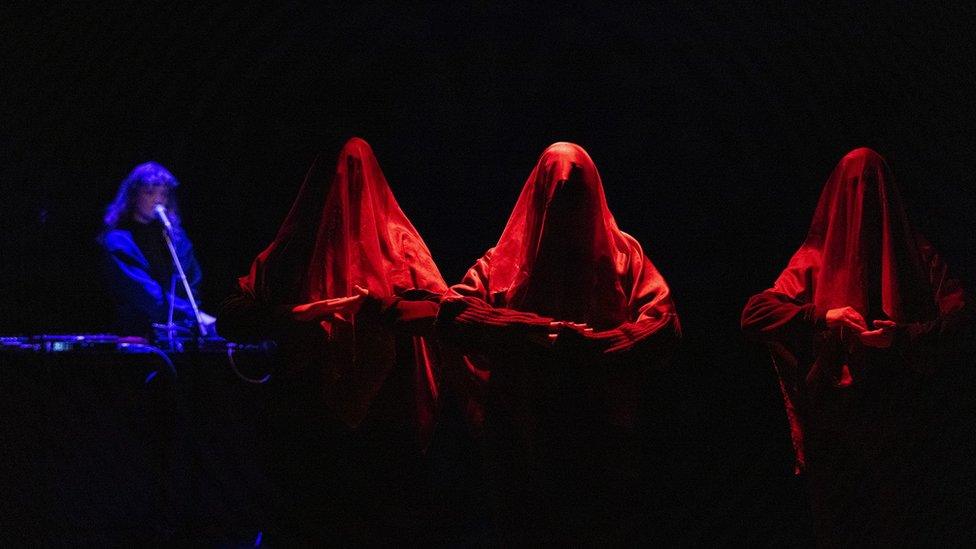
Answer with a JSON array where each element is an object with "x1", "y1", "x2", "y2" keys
[
  {"x1": 825, "y1": 306, "x2": 868, "y2": 332},
  {"x1": 859, "y1": 319, "x2": 896, "y2": 348},
  {"x1": 548, "y1": 321, "x2": 592, "y2": 343},
  {"x1": 291, "y1": 285, "x2": 370, "y2": 322}
]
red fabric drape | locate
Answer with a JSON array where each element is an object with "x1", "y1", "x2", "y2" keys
[
  {"x1": 742, "y1": 147, "x2": 967, "y2": 472},
  {"x1": 448, "y1": 142, "x2": 676, "y2": 330},
  {"x1": 771, "y1": 147, "x2": 939, "y2": 323},
  {"x1": 438, "y1": 142, "x2": 679, "y2": 542},
  {"x1": 239, "y1": 137, "x2": 446, "y2": 431},
  {"x1": 445, "y1": 142, "x2": 679, "y2": 428}
]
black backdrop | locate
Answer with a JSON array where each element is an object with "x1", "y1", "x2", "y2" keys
[{"x1": 3, "y1": 3, "x2": 976, "y2": 543}]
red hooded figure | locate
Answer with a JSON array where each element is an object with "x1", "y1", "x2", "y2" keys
[
  {"x1": 219, "y1": 137, "x2": 447, "y2": 542},
  {"x1": 741, "y1": 148, "x2": 972, "y2": 545},
  {"x1": 438, "y1": 142, "x2": 680, "y2": 543}
]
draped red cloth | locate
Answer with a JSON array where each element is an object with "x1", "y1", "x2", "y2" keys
[
  {"x1": 742, "y1": 147, "x2": 968, "y2": 472},
  {"x1": 452, "y1": 143, "x2": 675, "y2": 330},
  {"x1": 449, "y1": 142, "x2": 677, "y2": 329},
  {"x1": 769, "y1": 147, "x2": 944, "y2": 323},
  {"x1": 239, "y1": 137, "x2": 447, "y2": 433},
  {"x1": 438, "y1": 142, "x2": 679, "y2": 543},
  {"x1": 444, "y1": 142, "x2": 680, "y2": 426}
]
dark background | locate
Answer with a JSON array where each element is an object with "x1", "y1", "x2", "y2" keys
[{"x1": 3, "y1": 2, "x2": 975, "y2": 543}]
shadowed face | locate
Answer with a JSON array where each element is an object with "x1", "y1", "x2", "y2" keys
[
  {"x1": 133, "y1": 184, "x2": 169, "y2": 223},
  {"x1": 858, "y1": 169, "x2": 882, "y2": 255},
  {"x1": 537, "y1": 171, "x2": 597, "y2": 262}
]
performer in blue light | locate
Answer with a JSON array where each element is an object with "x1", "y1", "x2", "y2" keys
[{"x1": 99, "y1": 161, "x2": 215, "y2": 336}]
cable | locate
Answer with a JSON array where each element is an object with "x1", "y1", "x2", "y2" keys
[
  {"x1": 226, "y1": 346, "x2": 271, "y2": 384},
  {"x1": 118, "y1": 342, "x2": 178, "y2": 379}
]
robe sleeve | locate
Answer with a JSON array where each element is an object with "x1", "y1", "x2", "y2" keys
[
  {"x1": 581, "y1": 238, "x2": 681, "y2": 361},
  {"x1": 741, "y1": 249, "x2": 826, "y2": 343},
  {"x1": 741, "y1": 294, "x2": 825, "y2": 342},
  {"x1": 580, "y1": 238, "x2": 682, "y2": 428},
  {"x1": 739, "y1": 252, "x2": 824, "y2": 473},
  {"x1": 217, "y1": 290, "x2": 296, "y2": 342},
  {"x1": 218, "y1": 288, "x2": 441, "y2": 342},
  {"x1": 895, "y1": 238, "x2": 972, "y2": 350},
  {"x1": 437, "y1": 250, "x2": 555, "y2": 354},
  {"x1": 369, "y1": 289, "x2": 441, "y2": 337}
]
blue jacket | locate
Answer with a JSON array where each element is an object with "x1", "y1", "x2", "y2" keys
[{"x1": 99, "y1": 225, "x2": 203, "y2": 334}]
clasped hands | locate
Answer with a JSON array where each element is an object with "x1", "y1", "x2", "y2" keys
[
  {"x1": 548, "y1": 320, "x2": 593, "y2": 343},
  {"x1": 542, "y1": 320, "x2": 629, "y2": 354},
  {"x1": 825, "y1": 306, "x2": 896, "y2": 348}
]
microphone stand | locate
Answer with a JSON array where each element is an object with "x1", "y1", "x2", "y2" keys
[
  {"x1": 167, "y1": 275, "x2": 176, "y2": 331},
  {"x1": 156, "y1": 206, "x2": 209, "y2": 338},
  {"x1": 152, "y1": 275, "x2": 181, "y2": 351}
]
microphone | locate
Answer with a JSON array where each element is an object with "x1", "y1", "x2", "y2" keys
[{"x1": 154, "y1": 204, "x2": 174, "y2": 232}]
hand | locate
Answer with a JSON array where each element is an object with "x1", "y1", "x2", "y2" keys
[
  {"x1": 859, "y1": 319, "x2": 896, "y2": 348},
  {"x1": 291, "y1": 285, "x2": 370, "y2": 322},
  {"x1": 548, "y1": 321, "x2": 591, "y2": 344},
  {"x1": 551, "y1": 322, "x2": 597, "y2": 353},
  {"x1": 584, "y1": 327, "x2": 635, "y2": 354},
  {"x1": 825, "y1": 307, "x2": 868, "y2": 332}
]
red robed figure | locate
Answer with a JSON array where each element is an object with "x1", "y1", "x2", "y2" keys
[
  {"x1": 444, "y1": 141, "x2": 679, "y2": 354},
  {"x1": 439, "y1": 142, "x2": 680, "y2": 543},
  {"x1": 742, "y1": 148, "x2": 971, "y2": 544},
  {"x1": 236, "y1": 137, "x2": 446, "y2": 439},
  {"x1": 742, "y1": 147, "x2": 967, "y2": 469}
]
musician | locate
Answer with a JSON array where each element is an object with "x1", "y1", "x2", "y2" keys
[{"x1": 99, "y1": 161, "x2": 215, "y2": 336}]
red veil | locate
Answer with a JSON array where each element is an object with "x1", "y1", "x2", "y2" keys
[
  {"x1": 767, "y1": 147, "x2": 949, "y2": 323},
  {"x1": 239, "y1": 137, "x2": 447, "y2": 430},
  {"x1": 445, "y1": 143, "x2": 679, "y2": 428},
  {"x1": 450, "y1": 142, "x2": 676, "y2": 331},
  {"x1": 743, "y1": 147, "x2": 966, "y2": 470}
]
